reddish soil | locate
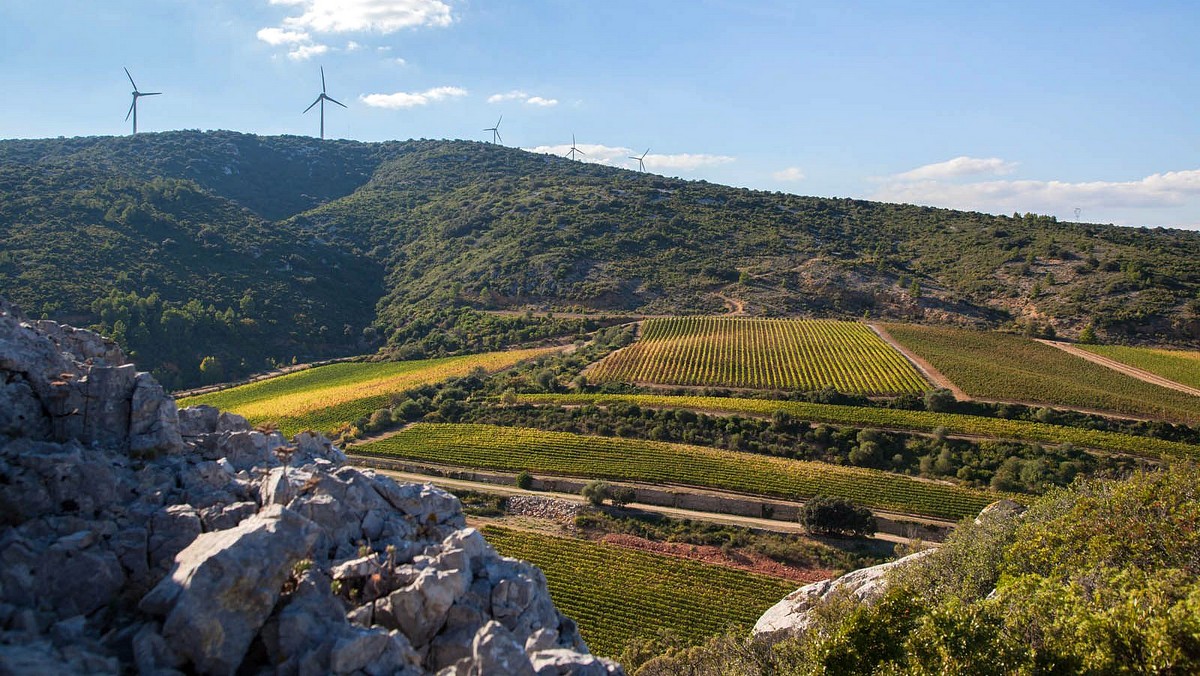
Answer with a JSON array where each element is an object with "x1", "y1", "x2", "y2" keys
[{"x1": 596, "y1": 533, "x2": 832, "y2": 584}]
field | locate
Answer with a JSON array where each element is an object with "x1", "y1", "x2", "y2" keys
[
  {"x1": 356, "y1": 423, "x2": 996, "y2": 519},
  {"x1": 588, "y1": 317, "x2": 929, "y2": 394},
  {"x1": 177, "y1": 347, "x2": 561, "y2": 435},
  {"x1": 515, "y1": 393, "x2": 1200, "y2": 461},
  {"x1": 482, "y1": 526, "x2": 798, "y2": 657},
  {"x1": 1079, "y1": 344, "x2": 1200, "y2": 391},
  {"x1": 884, "y1": 324, "x2": 1200, "y2": 423}
]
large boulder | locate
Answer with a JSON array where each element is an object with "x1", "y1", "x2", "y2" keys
[{"x1": 140, "y1": 505, "x2": 321, "y2": 674}]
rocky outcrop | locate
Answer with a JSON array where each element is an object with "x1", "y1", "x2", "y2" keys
[
  {"x1": 754, "y1": 499, "x2": 1029, "y2": 644},
  {"x1": 0, "y1": 302, "x2": 622, "y2": 675},
  {"x1": 753, "y1": 549, "x2": 936, "y2": 643}
]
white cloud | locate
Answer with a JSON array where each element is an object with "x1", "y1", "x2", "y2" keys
[
  {"x1": 359, "y1": 86, "x2": 467, "y2": 108},
  {"x1": 487, "y1": 90, "x2": 557, "y2": 107},
  {"x1": 524, "y1": 143, "x2": 735, "y2": 172},
  {"x1": 287, "y1": 43, "x2": 330, "y2": 60},
  {"x1": 256, "y1": 27, "x2": 311, "y2": 45},
  {"x1": 345, "y1": 40, "x2": 362, "y2": 51},
  {"x1": 268, "y1": 0, "x2": 454, "y2": 33},
  {"x1": 487, "y1": 90, "x2": 526, "y2": 103},
  {"x1": 773, "y1": 167, "x2": 806, "y2": 182},
  {"x1": 873, "y1": 168, "x2": 1200, "y2": 217},
  {"x1": 894, "y1": 156, "x2": 1018, "y2": 181},
  {"x1": 393, "y1": 57, "x2": 408, "y2": 66}
]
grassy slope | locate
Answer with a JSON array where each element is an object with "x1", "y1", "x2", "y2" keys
[
  {"x1": 482, "y1": 526, "x2": 797, "y2": 658},
  {"x1": 1080, "y1": 344, "x2": 1200, "y2": 390},
  {"x1": 885, "y1": 323, "x2": 1200, "y2": 422},
  {"x1": 356, "y1": 423, "x2": 995, "y2": 519},
  {"x1": 178, "y1": 347, "x2": 560, "y2": 435}
]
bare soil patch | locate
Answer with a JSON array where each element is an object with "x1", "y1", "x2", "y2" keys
[{"x1": 597, "y1": 533, "x2": 832, "y2": 584}]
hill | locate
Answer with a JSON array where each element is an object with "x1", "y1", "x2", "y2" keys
[{"x1": 4, "y1": 131, "x2": 1200, "y2": 387}]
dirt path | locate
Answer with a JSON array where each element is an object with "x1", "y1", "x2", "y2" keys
[
  {"x1": 1038, "y1": 340, "x2": 1200, "y2": 398},
  {"x1": 868, "y1": 323, "x2": 968, "y2": 400},
  {"x1": 716, "y1": 294, "x2": 747, "y2": 316},
  {"x1": 363, "y1": 467, "x2": 938, "y2": 546}
]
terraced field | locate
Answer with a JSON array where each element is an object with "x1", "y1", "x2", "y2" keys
[
  {"x1": 356, "y1": 423, "x2": 996, "y2": 519},
  {"x1": 589, "y1": 317, "x2": 928, "y2": 394},
  {"x1": 482, "y1": 526, "x2": 797, "y2": 657},
  {"x1": 177, "y1": 347, "x2": 561, "y2": 435},
  {"x1": 515, "y1": 393, "x2": 1200, "y2": 461},
  {"x1": 884, "y1": 324, "x2": 1200, "y2": 423},
  {"x1": 1079, "y1": 344, "x2": 1200, "y2": 391}
]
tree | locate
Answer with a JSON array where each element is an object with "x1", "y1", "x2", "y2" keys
[
  {"x1": 611, "y1": 486, "x2": 637, "y2": 507},
  {"x1": 581, "y1": 480, "x2": 612, "y2": 506},
  {"x1": 923, "y1": 388, "x2": 957, "y2": 413},
  {"x1": 1078, "y1": 324, "x2": 1098, "y2": 344},
  {"x1": 515, "y1": 470, "x2": 534, "y2": 490},
  {"x1": 198, "y1": 355, "x2": 223, "y2": 384},
  {"x1": 800, "y1": 496, "x2": 876, "y2": 537}
]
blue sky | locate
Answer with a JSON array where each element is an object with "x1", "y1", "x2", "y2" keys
[{"x1": 2, "y1": 1, "x2": 1199, "y2": 228}]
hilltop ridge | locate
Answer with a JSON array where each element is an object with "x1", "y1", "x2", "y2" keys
[{"x1": 3, "y1": 131, "x2": 1199, "y2": 388}]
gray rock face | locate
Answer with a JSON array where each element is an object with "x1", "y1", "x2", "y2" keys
[
  {"x1": 753, "y1": 549, "x2": 936, "y2": 643},
  {"x1": 0, "y1": 301, "x2": 622, "y2": 676}
]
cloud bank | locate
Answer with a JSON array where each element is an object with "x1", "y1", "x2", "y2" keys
[
  {"x1": 359, "y1": 86, "x2": 467, "y2": 108},
  {"x1": 875, "y1": 156, "x2": 1200, "y2": 219},
  {"x1": 772, "y1": 167, "x2": 806, "y2": 182},
  {"x1": 487, "y1": 90, "x2": 559, "y2": 107}
]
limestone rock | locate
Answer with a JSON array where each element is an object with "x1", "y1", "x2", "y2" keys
[
  {"x1": 753, "y1": 549, "x2": 935, "y2": 643},
  {"x1": 140, "y1": 505, "x2": 320, "y2": 675}
]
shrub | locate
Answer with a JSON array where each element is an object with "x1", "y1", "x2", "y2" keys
[
  {"x1": 611, "y1": 486, "x2": 637, "y2": 507},
  {"x1": 515, "y1": 470, "x2": 534, "y2": 490}
]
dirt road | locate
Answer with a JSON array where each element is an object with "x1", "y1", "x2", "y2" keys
[
  {"x1": 1038, "y1": 340, "x2": 1200, "y2": 398},
  {"x1": 868, "y1": 323, "x2": 968, "y2": 399},
  {"x1": 366, "y1": 468, "x2": 930, "y2": 546}
]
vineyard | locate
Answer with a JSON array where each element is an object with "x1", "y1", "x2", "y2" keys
[
  {"x1": 1080, "y1": 344, "x2": 1200, "y2": 391},
  {"x1": 482, "y1": 526, "x2": 798, "y2": 657},
  {"x1": 177, "y1": 347, "x2": 561, "y2": 435},
  {"x1": 884, "y1": 324, "x2": 1200, "y2": 423},
  {"x1": 356, "y1": 423, "x2": 996, "y2": 519},
  {"x1": 515, "y1": 393, "x2": 1200, "y2": 461},
  {"x1": 588, "y1": 317, "x2": 929, "y2": 394}
]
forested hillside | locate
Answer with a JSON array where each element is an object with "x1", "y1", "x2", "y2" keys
[{"x1": 3, "y1": 131, "x2": 1200, "y2": 387}]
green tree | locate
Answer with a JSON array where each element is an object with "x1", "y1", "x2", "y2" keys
[{"x1": 799, "y1": 496, "x2": 876, "y2": 537}]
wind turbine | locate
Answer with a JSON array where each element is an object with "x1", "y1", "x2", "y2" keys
[
  {"x1": 629, "y1": 147, "x2": 650, "y2": 172},
  {"x1": 484, "y1": 115, "x2": 503, "y2": 144},
  {"x1": 566, "y1": 134, "x2": 585, "y2": 161},
  {"x1": 123, "y1": 68, "x2": 161, "y2": 135},
  {"x1": 303, "y1": 67, "x2": 347, "y2": 139}
]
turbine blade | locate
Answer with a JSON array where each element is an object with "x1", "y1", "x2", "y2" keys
[
  {"x1": 642, "y1": 148, "x2": 650, "y2": 158},
  {"x1": 576, "y1": 149, "x2": 586, "y2": 155},
  {"x1": 142, "y1": 92, "x2": 162, "y2": 96},
  {"x1": 496, "y1": 115, "x2": 502, "y2": 127},
  {"x1": 303, "y1": 97, "x2": 321, "y2": 114},
  {"x1": 496, "y1": 131, "x2": 502, "y2": 143},
  {"x1": 321, "y1": 66, "x2": 326, "y2": 93},
  {"x1": 125, "y1": 99, "x2": 135, "y2": 121},
  {"x1": 326, "y1": 96, "x2": 347, "y2": 108},
  {"x1": 124, "y1": 67, "x2": 137, "y2": 89}
]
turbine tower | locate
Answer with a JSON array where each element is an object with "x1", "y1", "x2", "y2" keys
[
  {"x1": 484, "y1": 116, "x2": 503, "y2": 144},
  {"x1": 566, "y1": 134, "x2": 585, "y2": 161},
  {"x1": 303, "y1": 67, "x2": 347, "y2": 139},
  {"x1": 629, "y1": 147, "x2": 650, "y2": 172},
  {"x1": 123, "y1": 68, "x2": 161, "y2": 135}
]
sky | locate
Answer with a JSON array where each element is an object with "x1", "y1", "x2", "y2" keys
[{"x1": 2, "y1": 0, "x2": 1199, "y2": 228}]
